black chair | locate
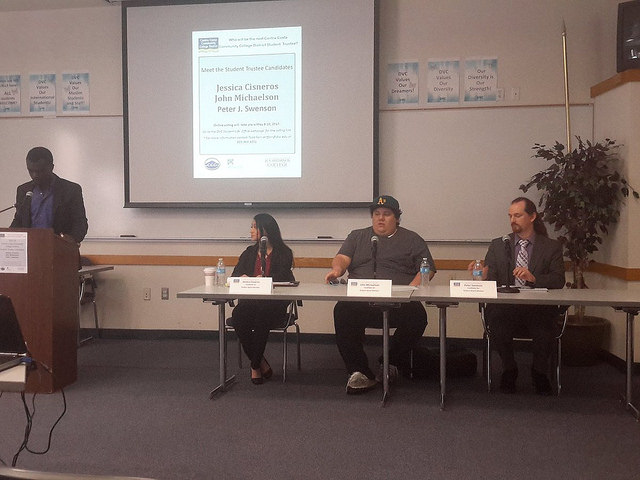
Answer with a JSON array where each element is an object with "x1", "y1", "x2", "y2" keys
[
  {"x1": 479, "y1": 303, "x2": 569, "y2": 395},
  {"x1": 225, "y1": 300, "x2": 302, "y2": 382}
]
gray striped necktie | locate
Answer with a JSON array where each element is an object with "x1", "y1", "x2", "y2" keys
[{"x1": 515, "y1": 239, "x2": 529, "y2": 287}]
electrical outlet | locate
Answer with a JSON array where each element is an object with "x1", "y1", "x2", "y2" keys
[
  {"x1": 143, "y1": 287, "x2": 151, "y2": 301},
  {"x1": 161, "y1": 287, "x2": 169, "y2": 300}
]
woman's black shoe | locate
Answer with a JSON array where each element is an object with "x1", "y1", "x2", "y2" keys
[{"x1": 251, "y1": 369, "x2": 264, "y2": 385}]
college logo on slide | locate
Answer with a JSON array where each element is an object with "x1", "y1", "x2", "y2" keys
[
  {"x1": 199, "y1": 38, "x2": 218, "y2": 52},
  {"x1": 204, "y1": 158, "x2": 221, "y2": 170}
]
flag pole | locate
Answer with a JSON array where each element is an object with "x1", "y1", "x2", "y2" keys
[{"x1": 562, "y1": 19, "x2": 572, "y2": 152}]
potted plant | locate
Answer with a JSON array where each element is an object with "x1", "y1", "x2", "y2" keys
[{"x1": 520, "y1": 136, "x2": 639, "y2": 365}]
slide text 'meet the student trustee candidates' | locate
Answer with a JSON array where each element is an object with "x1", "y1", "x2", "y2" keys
[{"x1": 193, "y1": 26, "x2": 302, "y2": 179}]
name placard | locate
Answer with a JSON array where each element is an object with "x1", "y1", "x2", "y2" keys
[
  {"x1": 228, "y1": 276, "x2": 273, "y2": 294},
  {"x1": 450, "y1": 280, "x2": 497, "y2": 298},
  {"x1": 347, "y1": 279, "x2": 393, "y2": 297}
]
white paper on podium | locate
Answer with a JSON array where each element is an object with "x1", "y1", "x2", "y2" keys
[
  {"x1": 347, "y1": 279, "x2": 393, "y2": 297},
  {"x1": 450, "y1": 280, "x2": 497, "y2": 298},
  {"x1": 228, "y1": 276, "x2": 273, "y2": 294},
  {"x1": 0, "y1": 231, "x2": 28, "y2": 274}
]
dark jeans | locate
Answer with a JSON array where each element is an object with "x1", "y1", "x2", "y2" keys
[
  {"x1": 485, "y1": 303, "x2": 559, "y2": 374},
  {"x1": 231, "y1": 299, "x2": 289, "y2": 370},
  {"x1": 333, "y1": 301, "x2": 427, "y2": 379}
]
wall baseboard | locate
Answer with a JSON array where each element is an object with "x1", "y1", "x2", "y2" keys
[{"x1": 80, "y1": 328, "x2": 638, "y2": 373}]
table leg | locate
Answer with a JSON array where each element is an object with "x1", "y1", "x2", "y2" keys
[
  {"x1": 209, "y1": 301, "x2": 236, "y2": 399},
  {"x1": 382, "y1": 309, "x2": 389, "y2": 407},
  {"x1": 624, "y1": 310, "x2": 639, "y2": 419},
  {"x1": 439, "y1": 305, "x2": 447, "y2": 410}
]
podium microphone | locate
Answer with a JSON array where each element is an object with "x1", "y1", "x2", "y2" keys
[
  {"x1": 371, "y1": 235, "x2": 379, "y2": 279},
  {"x1": 259, "y1": 235, "x2": 268, "y2": 276},
  {"x1": 0, "y1": 203, "x2": 16, "y2": 214},
  {"x1": 3, "y1": 191, "x2": 33, "y2": 215}
]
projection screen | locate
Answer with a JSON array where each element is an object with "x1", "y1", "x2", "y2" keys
[{"x1": 123, "y1": 0, "x2": 378, "y2": 208}]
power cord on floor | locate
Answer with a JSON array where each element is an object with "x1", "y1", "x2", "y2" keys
[
  {"x1": 11, "y1": 388, "x2": 67, "y2": 467},
  {"x1": 8, "y1": 358, "x2": 68, "y2": 467}
]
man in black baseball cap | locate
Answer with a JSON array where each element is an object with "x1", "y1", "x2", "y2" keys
[{"x1": 369, "y1": 195, "x2": 402, "y2": 218}]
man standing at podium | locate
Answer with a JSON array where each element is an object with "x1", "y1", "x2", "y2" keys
[{"x1": 10, "y1": 146, "x2": 88, "y2": 243}]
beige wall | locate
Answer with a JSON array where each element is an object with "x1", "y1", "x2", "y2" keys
[{"x1": 592, "y1": 79, "x2": 640, "y2": 360}]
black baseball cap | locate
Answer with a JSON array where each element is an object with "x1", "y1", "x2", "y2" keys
[{"x1": 369, "y1": 195, "x2": 402, "y2": 217}]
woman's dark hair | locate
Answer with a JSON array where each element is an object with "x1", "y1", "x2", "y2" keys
[
  {"x1": 511, "y1": 196, "x2": 548, "y2": 237},
  {"x1": 254, "y1": 213, "x2": 291, "y2": 253}
]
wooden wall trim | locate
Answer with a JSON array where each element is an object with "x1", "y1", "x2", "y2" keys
[
  {"x1": 590, "y1": 69, "x2": 640, "y2": 98},
  {"x1": 588, "y1": 262, "x2": 640, "y2": 282},
  {"x1": 83, "y1": 255, "x2": 640, "y2": 281}
]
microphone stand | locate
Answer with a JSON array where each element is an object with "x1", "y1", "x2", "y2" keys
[
  {"x1": 372, "y1": 241, "x2": 378, "y2": 279},
  {"x1": 259, "y1": 238, "x2": 267, "y2": 277},
  {"x1": 0, "y1": 204, "x2": 16, "y2": 214},
  {"x1": 498, "y1": 237, "x2": 520, "y2": 293}
]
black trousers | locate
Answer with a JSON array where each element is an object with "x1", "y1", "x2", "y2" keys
[
  {"x1": 333, "y1": 301, "x2": 427, "y2": 379},
  {"x1": 485, "y1": 304, "x2": 559, "y2": 374},
  {"x1": 231, "y1": 299, "x2": 289, "y2": 370}
]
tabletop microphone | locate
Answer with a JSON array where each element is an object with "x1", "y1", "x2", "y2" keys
[
  {"x1": 371, "y1": 235, "x2": 379, "y2": 279},
  {"x1": 499, "y1": 234, "x2": 519, "y2": 293},
  {"x1": 259, "y1": 236, "x2": 268, "y2": 276}
]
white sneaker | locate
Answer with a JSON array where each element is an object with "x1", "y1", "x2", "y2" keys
[
  {"x1": 346, "y1": 371, "x2": 377, "y2": 394},
  {"x1": 375, "y1": 363, "x2": 399, "y2": 384}
]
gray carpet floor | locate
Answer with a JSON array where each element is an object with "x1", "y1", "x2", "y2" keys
[{"x1": 1, "y1": 338, "x2": 640, "y2": 480}]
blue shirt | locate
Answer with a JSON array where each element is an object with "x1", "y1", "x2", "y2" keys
[{"x1": 30, "y1": 178, "x2": 55, "y2": 229}]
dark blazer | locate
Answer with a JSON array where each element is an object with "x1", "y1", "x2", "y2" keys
[
  {"x1": 232, "y1": 243, "x2": 295, "y2": 282},
  {"x1": 10, "y1": 174, "x2": 88, "y2": 243},
  {"x1": 484, "y1": 233, "x2": 565, "y2": 289}
]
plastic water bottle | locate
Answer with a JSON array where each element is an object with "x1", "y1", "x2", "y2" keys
[
  {"x1": 215, "y1": 258, "x2": 226, "y2": 286},
  {"x1": 472, "y1": 260, "x2": 484, "y2": 281},
  {"x1": 420, "y1": 258, "x2": 431, "y2": 287}
]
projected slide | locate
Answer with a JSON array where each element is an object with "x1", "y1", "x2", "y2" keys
[{"x1": 192, "y1": 26, "x2": 302, "y2": 179}]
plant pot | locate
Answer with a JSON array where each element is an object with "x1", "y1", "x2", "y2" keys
[{"x1": 560, "y1": 315, "x2": 609, "y2": 366}]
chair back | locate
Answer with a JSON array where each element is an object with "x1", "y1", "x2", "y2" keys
[
  {"x1": 481, "y1": 303, "x2": 569, "y2": 340},
  {"x1": 79, "y1": 257, "x2": 98, "y2": 305},
  {"x1": 270, "y1": 300, "x2": 301, "y2": 330}
]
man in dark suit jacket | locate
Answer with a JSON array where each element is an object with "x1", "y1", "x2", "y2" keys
[
  {"x1": 10, "y1": 147, "x2": 88, "y2": 244},
  {"x1": 479, "y1": 197, "x2": 565, "y2": 395}
]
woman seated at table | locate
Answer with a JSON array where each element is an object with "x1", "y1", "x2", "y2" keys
[{"x1": 230, "y1": 213, "x2": 295, "y2": 384}]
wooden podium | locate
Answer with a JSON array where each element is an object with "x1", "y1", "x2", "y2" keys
[{"x1": 0, "y1": 228, "x2": 79, "y2": 393}]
